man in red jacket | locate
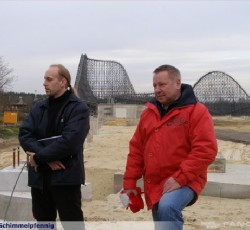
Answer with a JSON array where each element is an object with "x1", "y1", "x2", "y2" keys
[{"x1": 123, "y1": 65, "x2": 217, "y2": 230}]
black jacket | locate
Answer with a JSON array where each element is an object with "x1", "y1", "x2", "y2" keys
[{"x1": 19, "y1": 92, "x2": 90, "y2": 189}]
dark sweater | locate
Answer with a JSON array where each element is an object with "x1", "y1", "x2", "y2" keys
[
  {"x1": 34, "y1": 90, "x2": 71, "y2": 183},
  {"x1": 47, "y1": 90, "x2": 71, "y2": 137}
]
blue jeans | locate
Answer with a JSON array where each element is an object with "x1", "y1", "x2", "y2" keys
[{"x1": 152, "y1": 186, "x2": 195, "y2": 230}]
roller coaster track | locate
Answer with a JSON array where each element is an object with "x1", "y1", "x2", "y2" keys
[{"x1": 75, "y1": 54, "x2": 250, "y2": 116}]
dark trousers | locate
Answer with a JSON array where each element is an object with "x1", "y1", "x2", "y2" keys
[{"x1": 31, "y1": 185, "x2": 84, "y2": 229}]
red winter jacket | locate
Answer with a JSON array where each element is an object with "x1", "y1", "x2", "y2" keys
[{"x1": 123, "y1": 84, "x2": 217, "y2": 209}]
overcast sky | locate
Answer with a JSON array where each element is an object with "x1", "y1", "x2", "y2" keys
[{"x1": 1, "y1": 0, "x2": 250, "y2": 95}]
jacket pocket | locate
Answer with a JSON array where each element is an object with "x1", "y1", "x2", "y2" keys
[{"x1": 28, "y1": 167, "x2": 43, "y2": 188}]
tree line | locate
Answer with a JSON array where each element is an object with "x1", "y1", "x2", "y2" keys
[{"x1": 0, "y1": 56, "x2": 45, "y2": 115}]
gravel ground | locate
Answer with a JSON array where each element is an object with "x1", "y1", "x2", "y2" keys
[{"x1": 215, "y1": 129, "x2": 250, "y2": 145}]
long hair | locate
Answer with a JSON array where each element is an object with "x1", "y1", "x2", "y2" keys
[{"x1": 50, "y1": 64, "x2": 79, "y2": 97}]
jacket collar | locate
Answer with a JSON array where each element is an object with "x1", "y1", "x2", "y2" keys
[{"x1": 39, "y1": 91, "x2": 78, "y2": 108}]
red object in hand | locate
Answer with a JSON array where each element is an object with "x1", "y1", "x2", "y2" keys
[{"x1": 128, "y1": 187, "x2": 144, "y2": 213}]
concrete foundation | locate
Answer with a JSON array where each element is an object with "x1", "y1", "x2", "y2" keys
[
  {"x1": 0, "y1": 161, "x2": 29, "y2": 192},
  {"x1": 203, "y1": 163, "x2": 250, "y2": 198},
  {"x1": 114, "y1": 172, "x2": 143, "y2": 193},
  {"x1": 208, "y1": 156, "x2": 226, "y2": 173},
  {"x1": 0, "y1": 163, "x2": 92, "y2": 221},
  {"x1": 96, "y1": 104, "x2": 145, "y2": 128},
  {"x1": 114, "y1": 163, "x2": 250, "y2": 199},
  {"x1": 0, "y1": 191, "x2": 33, "y2": 221}
]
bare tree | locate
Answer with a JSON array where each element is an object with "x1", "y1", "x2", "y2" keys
[{"x1": 0, "y1": 56, "x2": 16, "y2": 91}]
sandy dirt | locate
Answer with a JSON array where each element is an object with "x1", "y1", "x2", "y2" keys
[
  {"x1": 81, "y1": 124, "x2": 250, "y2": 230},
  {"x1": 1, "y1": 117, "x2": 250, "y2": 229}
]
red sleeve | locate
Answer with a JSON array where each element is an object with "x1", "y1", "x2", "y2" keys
[
  {"x1": 172, "y1": 104, "x2": 218, "y2": 186},
  {"x1": 123, "y1": 121, "x2": 144, "y2": 189}
]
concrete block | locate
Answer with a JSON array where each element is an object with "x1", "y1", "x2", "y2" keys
[
  {"x1": 114, "y1": 166, "x2": 250, "y2": 199},
  {"x1": 0, "y1": 162, "x2": 92, "y2": 221},
  {"x1": 81, "y1": 183, "x2": 92, "y2": 201},
  {"x1": 208, "y1": 157, "x2": 226, "y2": 173},
  {"x1": 0, "y1": 191, "x2": 34, "y2": 221},
  {"x1": 114, "y1": 172, "x2": 143, "y2": 193},
  {"x1": 0, "y1": 163, "x2": 92, "y2": 201},
  {"x1": 0, "y1": 183, "x2": 92, "y2": 221},
  {"x1": 201, "y1": 181, "x2": 250, "y2": 199},
  {"x1": 0, "y1": 167, "x2": 29, "y2": 192}
]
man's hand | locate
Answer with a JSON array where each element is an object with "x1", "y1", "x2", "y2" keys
[
  {"x1": 163, "y1": 177, "x2": 181, "y2": 194},
  {"x1": 27, "y1": 154, "x2": 38, "y2": 172},
  {"x1": 47, "y1": 161, "x2": 65, "y2": 171}
]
